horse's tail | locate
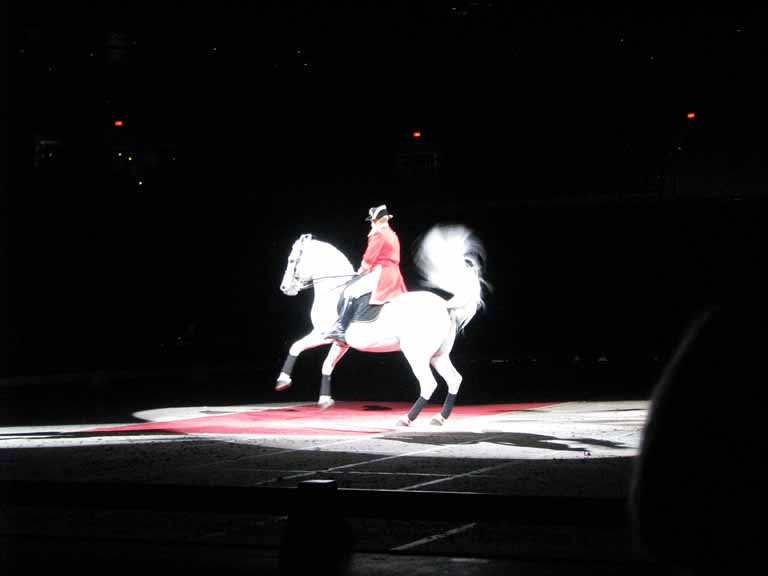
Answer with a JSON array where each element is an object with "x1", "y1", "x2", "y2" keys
[{"x1": 414, "y1": 224, "x2": 489, "y2": 333}]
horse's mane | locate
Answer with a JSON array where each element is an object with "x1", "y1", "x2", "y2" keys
[{"x1": 309, "y1": 239, "x2": 355, "y2": 276}]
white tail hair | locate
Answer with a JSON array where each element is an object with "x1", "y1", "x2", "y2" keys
[{"x1": 414, "y1": 224, "x2": 489, "y2": 333}]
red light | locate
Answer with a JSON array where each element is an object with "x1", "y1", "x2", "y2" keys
[
  {"x1": 687, "y1": 112, "x2": 696, "y2": 119},
  {"x1": 114, "y1": 120, "x2": 124, "y2": 127},
  {"x1": 412, "y1": 131, "x2": 421, "y2": 138}
]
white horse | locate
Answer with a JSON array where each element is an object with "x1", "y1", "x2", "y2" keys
[{"x1": 276, "y1": 224, "x2": 488, "y2": 426}]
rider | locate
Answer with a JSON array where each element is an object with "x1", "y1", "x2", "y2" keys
[{"x1": 324, "y1": 204, "x2": 408, "y2": 342}]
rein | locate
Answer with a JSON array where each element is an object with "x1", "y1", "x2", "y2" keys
[
  {"x1": 313, "y1": 273, "x2": 358, "y2": 281},
  {"x1": 298, "y1": 273, "x2": 357, "y2": 293}
]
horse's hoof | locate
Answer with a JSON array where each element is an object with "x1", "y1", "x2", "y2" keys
[
  {"x1": 430, "y1": 414, "x2": 445, "y2": 426},
  {"x1": 275, "y1": 374, "x2": 292, "y2": 391},
  {"x1": 396, "y1": 416, "x2": 411, "y2": 427},
  {"x1": 319, "y1": 398, "x2": 335, "y2": 411}
]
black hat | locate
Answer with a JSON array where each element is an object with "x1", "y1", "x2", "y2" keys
[{"x1": 366, "y1": 204, "x2": 393, "y2": 221}]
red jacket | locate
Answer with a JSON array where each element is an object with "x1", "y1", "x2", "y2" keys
[{"x1": 359, "y1": 225, "x2": 408, "y2": 305}]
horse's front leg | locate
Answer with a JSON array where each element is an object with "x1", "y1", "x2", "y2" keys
[
  {"x1": 276, "y1": 330, "x2": 333, "y2": 391},
  {"x1": 318, "y1": 343, "x2": 349, "y2": 410}
]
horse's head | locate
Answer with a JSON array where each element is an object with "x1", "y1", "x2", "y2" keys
[{"x1": 280, "y1": 234, "x2": 314, "y2": 296}]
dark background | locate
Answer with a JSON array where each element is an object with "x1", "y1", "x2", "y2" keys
[{"x1": 6, "y1": 2, "x2": 768, "y2": 398}]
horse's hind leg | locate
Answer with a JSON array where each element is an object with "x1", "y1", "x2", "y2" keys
[
  {"x1": 318, "y1": 343, "x2": 349, "y2": 410},
  {"x1": 397, "y1": 347, "x2": 440, "y2": 426},
  {"x1": 429, "y1": 354, "x2": 463, "y2": 425}
]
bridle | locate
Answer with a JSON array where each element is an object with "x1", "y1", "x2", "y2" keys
[
  {"x1": 288, "y1": 234, "x2": 356, "y2": 293},
  {"x1": 286, "y1": 234, "x2": 312, "y2": 292}
]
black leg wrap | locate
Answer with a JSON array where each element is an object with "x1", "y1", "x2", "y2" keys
[
  {"x1": 320, "y1": 374, "x2": 332, "y2": 397},
  {"x1": 281, "y1": 354, "x2": 297, "y2": 376},
  {"x1": 441, "y1": 393, "x2": 457, "y2": 419},
  {"x1": 408, "y1": 396, "x2": 429, "y2": 422}
]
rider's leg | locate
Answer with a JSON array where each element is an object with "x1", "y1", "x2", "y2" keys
[
  {"x1": 323, "y1": 296, "x2": 356, "y2": 342},
  {"x1": 323, "y1": 269, "x2": 379, "y2": 341}
]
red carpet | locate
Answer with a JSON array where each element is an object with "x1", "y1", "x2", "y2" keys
[{"x1": 87, "y1": 401, "x2": 558, "y2": 437}]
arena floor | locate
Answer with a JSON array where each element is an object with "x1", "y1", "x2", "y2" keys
[{"x1": 1, "y1": 385, "x2": 660, "y2": 575}]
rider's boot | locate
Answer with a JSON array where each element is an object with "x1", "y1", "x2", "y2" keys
[{"x1": 323, "y1": 297, "x2": 355, "y2": 343}]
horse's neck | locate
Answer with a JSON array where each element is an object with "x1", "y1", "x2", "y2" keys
[{"x1": 309, "y1": 240, "x2": 354, "y2": 297}]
